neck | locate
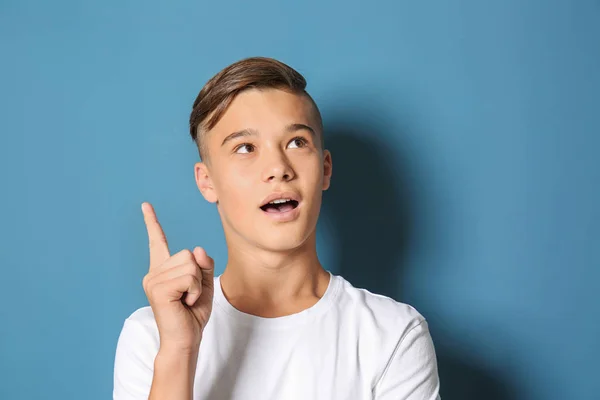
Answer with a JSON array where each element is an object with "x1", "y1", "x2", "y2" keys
[{"x1": 219, "y1": 231, "x2": 330, "y2": 316}]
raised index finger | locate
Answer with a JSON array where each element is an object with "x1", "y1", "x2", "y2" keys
[{"x1": 141, "y1": 202, "x2": 170, "y2": 270}]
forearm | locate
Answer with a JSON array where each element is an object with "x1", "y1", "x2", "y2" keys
[{"x1": 149, "y1": 346, "x2": 199, "y2": 400}]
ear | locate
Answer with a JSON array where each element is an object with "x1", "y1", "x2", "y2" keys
[
  {"x1": 195, "y1": 162, "x2": 218, "y2": 203},
  {"x1": 322, "y1": 149, "x2": 332, "y2": 191}
]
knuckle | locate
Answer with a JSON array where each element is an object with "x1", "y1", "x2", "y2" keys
[
  {"x1": 181, "y1": 248, "x2": 194, "y2": 258},
  {"x1": 185, "y1": 262, "x2": 200, "y2": 276},
  {"x1": 148, "y1": 282, "x2": 159, "y2": 299},
  {"x1": 183, "y1": 249, "x2": 194, "y2": 261},
  {"x1": 150, "y1": 280, "x2": 167, "y2": 299},
  {"x1": 175, "y1": 249, "x2": 194, "y2": 263},
  {"x1": 184, "y1": 274, "x2": 196, "y2": 286},
  {"x1": 143, "y1": 273, "x2": 157, "y2": 292}
]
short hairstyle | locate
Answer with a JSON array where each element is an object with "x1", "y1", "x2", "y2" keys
[{"x1": 188, "y1": 57, "x2": 323, "y2": 160}]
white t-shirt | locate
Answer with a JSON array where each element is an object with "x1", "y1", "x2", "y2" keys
[{"x1": 113, "y1": 271, "x2": 441, "y2": 399}]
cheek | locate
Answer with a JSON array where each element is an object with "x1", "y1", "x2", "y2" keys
[
  {"x1": 217, "y1": 166, "x2": 257, "y2": 205},
  {"x1": 298, "y1": 157, "x2": 324, "y2": 185}
]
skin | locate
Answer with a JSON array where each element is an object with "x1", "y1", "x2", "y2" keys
[
  {"x1": 141, "y1": 204, "x2": 214, "y2": 400},
  {"x1": 142, "y1": 88, "x2": 333, "y2": 399},
  {"x1": 195, "y1": 88, "x2": 333, "y2": 316}
]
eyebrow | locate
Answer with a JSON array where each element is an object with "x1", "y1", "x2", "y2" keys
[
  {"x1": 221, "y1": 128, "x2": 257, "y2": 147},
  {"x1": 285, "y1": 123, "x2": 316, "y2": 138},
  {"x1": 221, "y1": 123, "x2": 316, "y2": 147}
]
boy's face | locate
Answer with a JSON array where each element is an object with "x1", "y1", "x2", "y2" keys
[{"x1": 194, "y1": 89, "x2": 332, "y2": 253}]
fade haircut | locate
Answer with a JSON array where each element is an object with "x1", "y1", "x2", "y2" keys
[{"x1": 189, "y1": 57, "x2": 323, "y2": 160}]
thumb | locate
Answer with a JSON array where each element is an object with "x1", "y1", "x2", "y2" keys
[{"x1": 193, "y1": 246, "x2": 215, "y2": 290}]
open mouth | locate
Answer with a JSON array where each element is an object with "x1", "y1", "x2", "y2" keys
[{"x1": 260, "y1": 198, "x2": 300, "y2": 213}]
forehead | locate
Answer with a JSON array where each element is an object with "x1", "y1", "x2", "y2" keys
[{"x1": 213, "y1": 88, "x2": 318, "y2": 134}]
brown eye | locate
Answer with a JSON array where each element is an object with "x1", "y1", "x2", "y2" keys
[
  {"x1": 235, "y1": 143, "x2": 255, "y2": 154},
  {"x1": 287, "y1": 137, "x2": 308, "y2": 149}
]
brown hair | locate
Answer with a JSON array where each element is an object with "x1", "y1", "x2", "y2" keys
[{"x1": 189, "y1": 56, "x2": 323, "y2": 159}]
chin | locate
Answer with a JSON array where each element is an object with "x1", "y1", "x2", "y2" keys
[
  {"x1": 249, "y1": 224, "x2": 314, "y2": 253},
  {"x1": 256, "y1": 233, "x2": 310, "y2": 253},
  {"x1": 222, "y1": 207, "x2": 318, "y2": 253}
]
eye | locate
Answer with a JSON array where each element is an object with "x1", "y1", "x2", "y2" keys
[
  {"x1": 234, "y1": 143, "x2": 255, "y2": 154},
  {"x1": 287, "y1": 137, "x2": 308, "y2": 149}
]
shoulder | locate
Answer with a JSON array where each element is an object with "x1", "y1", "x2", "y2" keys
[
  {"x1": 333, "y1": 274, "x2": 426, "y2": 333},
  {"x1": 115, "y1": 306, "x2": 160, "y2": 355},
  {"x1": 124, "y1": 306, "x2": 158, "y2": 328},
  {"x1": 113, "y1": 307, "x2": 160, "y2": 397},
  {"x1": 331, "y1": 275, "x2": 438, "y2": 392}
]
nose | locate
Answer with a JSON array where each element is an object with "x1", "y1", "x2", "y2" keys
[{"x1": 262, "y1": 150, "x2": 295, "y2": 183}]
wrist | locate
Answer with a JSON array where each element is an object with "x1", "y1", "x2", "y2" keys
[
  {"x1": 158, "y1": 335, "x2": 202, "y2": 358},
  {"x1": 158, "y1": 342, "x2": 200, "y2": 360},
  {"x1": 151, "y1": 346, "x2": 199, "y2": 400},
  {"x1": 154, "y1": 346, "x2": 199, "y2": 382}
]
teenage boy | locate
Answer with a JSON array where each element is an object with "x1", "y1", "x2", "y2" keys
[{"x1": 114, "y1": 57, "x2": 441, "y2": 400}]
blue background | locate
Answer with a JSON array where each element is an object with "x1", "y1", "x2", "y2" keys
[{"x1": 1, "y1": 1, "x2": 598, "y2": 399}]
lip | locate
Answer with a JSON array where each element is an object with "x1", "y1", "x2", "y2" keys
[
  {"x1": 261, "y1": 203, "x2": 301, "y2": 222},
  {"x1": 259, "y1": 191, "x2": 302, "y2": 208},
  {"x1": 259, "y1": 191, "x2": 302, "y2": 223}
]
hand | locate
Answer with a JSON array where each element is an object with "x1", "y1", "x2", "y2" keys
[{"x1": 141, "y1": 202, "x2": 215, "y2": 353}]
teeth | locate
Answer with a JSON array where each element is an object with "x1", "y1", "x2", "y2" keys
[{"x1": 269, "y1": 198, "x2": 291, "y2": 204}]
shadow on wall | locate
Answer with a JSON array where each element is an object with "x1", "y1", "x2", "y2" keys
[{"x1": 321, "y1": 114, "x2": 515, "y2": 400}]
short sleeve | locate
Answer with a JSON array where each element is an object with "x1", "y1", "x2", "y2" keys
[
  {"x1": 373, "y1": 319, "x2": 441, "y2": 400},
  {"x1": 113, "y1": 317, "x2": 160, "y2": 400}
]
